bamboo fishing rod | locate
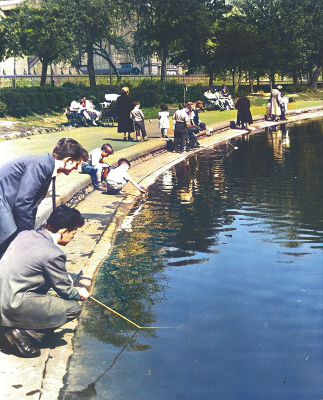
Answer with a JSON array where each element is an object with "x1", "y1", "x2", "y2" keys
[{"x1": 90, "y1": 296, "x2": 173, "y2": 330}]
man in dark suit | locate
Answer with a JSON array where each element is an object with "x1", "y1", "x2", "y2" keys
[
  {"x1": 0, "y1": 138, "x2": 86, "y2": 257},
  {"x1": 0, "y1": 205, "x2": 90, "y2": 357}
]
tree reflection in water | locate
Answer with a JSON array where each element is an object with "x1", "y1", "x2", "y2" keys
[{"x1": 80, "y1": 118, "x2": 323, "y2": 350}]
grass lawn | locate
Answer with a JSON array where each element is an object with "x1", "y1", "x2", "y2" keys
[
  {"x1": 201, "y1": 100, "x2": 323, "y2": 127},
  {"x1": 0, "y1": 126, "x2": 136, "y2": 166}
]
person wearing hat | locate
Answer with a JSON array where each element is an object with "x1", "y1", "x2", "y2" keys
[
  {"x1": 270, "y1": 85, "x2": 282, "y2": 121},
  {"x1": 115, "y1": 87, "x2": 135, "y2": 141}
]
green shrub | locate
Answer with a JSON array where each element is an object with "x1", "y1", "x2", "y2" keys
[{"x1": 0, "y1": 101, "x2": 8, "y2": 117}]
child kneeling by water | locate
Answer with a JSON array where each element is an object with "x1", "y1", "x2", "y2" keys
[{"x1": 106, "y1": 158, "x2": 146, "y2": 195}]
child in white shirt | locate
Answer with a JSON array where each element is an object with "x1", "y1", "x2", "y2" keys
[
  {"x1": 158, "y1": 104, "x2": 170, "y2": 138},
  {"x1": 106, "y1": 158, "x2": 145, "y2": 195}
]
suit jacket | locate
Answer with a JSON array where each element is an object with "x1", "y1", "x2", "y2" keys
[
  {"x1": 0, "y1": 153, "x2": 55, "y2": 244},
  {"x1": 0, "y1": 229, "x2": 80, "y2": 329}
]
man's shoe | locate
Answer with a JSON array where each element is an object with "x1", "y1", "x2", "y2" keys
[
  {"x1": 5, "y1": 329, "x2": 40, "y2": 358},
  {"x1": 25, "y1": 329, "x2": 49, "y2": 344}
]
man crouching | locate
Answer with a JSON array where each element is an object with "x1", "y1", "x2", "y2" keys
[{"x1": 0, "y1": 205, "x2": 90, "y2": 358}]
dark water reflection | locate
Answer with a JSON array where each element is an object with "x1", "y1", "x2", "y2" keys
[{"x1": 64, "y1": 119, "x2": 323, "y2": 400}]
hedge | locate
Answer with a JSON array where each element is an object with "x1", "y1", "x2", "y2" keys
[
  {"x1": 0, "y1": 80, "x2": 313, "y2": 118},
  {"x1": 0, "y1": 80, "x2": 211, "y2": 118}
]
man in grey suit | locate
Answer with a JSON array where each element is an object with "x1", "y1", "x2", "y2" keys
[
  {"x1": 0, "y1": 205, "x2": 90, "y2": 357},
  {"x1": 0, "y1": 138, "x2": 86, "y2": 257}
]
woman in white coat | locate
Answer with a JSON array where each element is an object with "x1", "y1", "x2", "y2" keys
[{"x1": 270, "y1": 85, "x2": 282, "y2": 121}]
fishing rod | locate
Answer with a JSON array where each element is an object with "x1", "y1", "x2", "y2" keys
[{"x1": 90, "y1": 296, "x2": 173, "y2": 330}]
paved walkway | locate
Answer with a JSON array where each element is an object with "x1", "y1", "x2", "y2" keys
[{"x1": 0, "y1": 106, "x2": 323, "y2": 399}]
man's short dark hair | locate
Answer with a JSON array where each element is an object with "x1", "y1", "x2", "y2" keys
[
  {"x1": 82, "y1": 148, "x2": 89, "y2": 162},
  {"x1": 53, "y1": 138, "x2": 85, "y2": 161},
  {"x1": 101, "y1": 143, "x2": 114, "y2": 153},
  {"x1": 118, "y1": 158, "x2": 131, "y2": 167},
  {"x1": 46, "y1": 205, "x2": 84, "y2": 233}
]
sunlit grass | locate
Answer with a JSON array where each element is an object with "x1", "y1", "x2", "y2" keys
[{"x1": 201, "y1": 100, "x2": 323, "y2": 127}]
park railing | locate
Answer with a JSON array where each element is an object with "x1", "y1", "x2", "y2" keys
[{"x1": 1, "y1": 74, "x2": 321, "y2": 89}]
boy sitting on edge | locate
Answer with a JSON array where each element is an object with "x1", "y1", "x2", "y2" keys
[
  {"x1": 106, "y1": 158, "x2": 145, "y2": 195},
  {"x1": 130, "y1": 101, "x2": 148, "y2": 142}
]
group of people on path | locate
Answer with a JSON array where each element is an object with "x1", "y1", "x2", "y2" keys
[{"x1": 0, "y1": 137, "x2": 145, "y2": 357}]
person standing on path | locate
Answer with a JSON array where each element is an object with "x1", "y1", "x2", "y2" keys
[
  {"x1": 115, "y1": 87, "x2": 135, "y2": 141},
  {"x1": 158, "y1": 104, "x2": 170, "y2": 138},
  {"x1": 0, "y1": 205, "x2": 89, "y2": 358},
  {"x1": 0, "y1": 138, "x2": 85, "y2": 257},
  {"x1": 270, "y1": 85, "x2": 282, "y2": 121},
  {"x1": 173, "y1": 104, "x2": 190, "y2": 153},
  {"x1": 130, "y1": 101, "x2": 148, "y2": 141},
  {"x1": 235, "y1": 96, "x2": 253, "y2": 129}
]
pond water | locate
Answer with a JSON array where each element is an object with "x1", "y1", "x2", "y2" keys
[{"x1": 64, "y1": 119, "x2": 323, "y2": 400}]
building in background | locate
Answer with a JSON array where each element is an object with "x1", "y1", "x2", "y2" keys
[{"x1": 0, "y1": 0, "x2": 183, "y2": 78}]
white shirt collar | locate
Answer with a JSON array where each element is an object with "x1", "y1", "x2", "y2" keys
[
  {"x1": 52, "y1": 159, "x2": 64, "y2": 178},
  {"x1": 45, "y1": 229, "x2": 61, "y2": 247}
]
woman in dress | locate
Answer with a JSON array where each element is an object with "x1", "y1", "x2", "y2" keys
[
  {"x1": 115, "y1": 87, "x2": 135, "y2": 141},
  {"x1": 158, "y1": 104, "x2": 170, "y2": 138}
]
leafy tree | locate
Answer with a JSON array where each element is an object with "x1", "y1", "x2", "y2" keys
[
  {"x1": 65, "y1": 0, "x2": 129, "y2": 88},
  {"x1": 4, "y1": 0, "x2": 77, "y2": 86},
  {"x1": 135, "y1": 0, "x2": 229, "y2": 83},
  {"x1": 233, "y1": 0, "x2": 323, "y2": 88},
  {"x1": 171, "y1": 0, "x2": 230, "y2": 85},
  {"x1": 134, "y1": 0, "x2": 180, "y2": 83},
  {"x1": 207, "y1": 12, "x2": 261, "y2": 92}
]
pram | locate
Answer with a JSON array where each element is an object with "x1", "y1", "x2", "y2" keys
[{"x1": 100, "y1": 94, "x2": 120, "y2": 126}]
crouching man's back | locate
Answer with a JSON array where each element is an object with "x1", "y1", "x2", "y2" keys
[{"x1": 0, "y1": 205, "x2": 89, "y2": 358}]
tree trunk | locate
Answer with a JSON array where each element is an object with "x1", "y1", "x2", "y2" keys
[
  {"x1": 310, "y1": 65, "x2": 322, "y2": 90},
  {"x1": 232, "y1": 70, "x2": 236, "y2": 93},
  {"x1": 161, "y1": 48, "x2": 167, "y2": 84},
  {"x1": 256, "y1": 74, "x2": 260, "y2": 86},
  {"x1": 40, "y1": 60, "x2": 48, "y2": 86},
  {"x1": 270, "y1": 72, "x2": 276, "y2": 87},
  {"x1": 208, "y1": 72, "x2": 214, "y2": 87},
  {"x1": 147, "y1": 49, "x2": 152, "y2": 76},
  {"x1": 87, "y1": 44, "x2": 96, "y2": 89},
  {"x1": 292, "y1": 71, "x2": 299, "y2": 85},
  {"x1": 249, "y1": 70, "x2": 254, "y2": 93},
  {"x1": 236, "y1": 68, "x2": 243, "y2": 93}
]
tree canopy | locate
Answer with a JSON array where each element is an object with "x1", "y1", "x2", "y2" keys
[
  {"x1": 3, "y1": 0, "x2": 77, "y2": 85},
  {"x1": 0, "y1": 0, "x2": 321, "y2": 88}
]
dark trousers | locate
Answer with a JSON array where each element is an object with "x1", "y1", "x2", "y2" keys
[
  {"x1": 134, "y1": 120, "x2": 147, "y2": 138},
  {"x1": 82, "y1": 163, "x2": 99, "y2": 189},
  {"x1": 174, "y1": 122, "x2": 188, "y2": 152}
]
